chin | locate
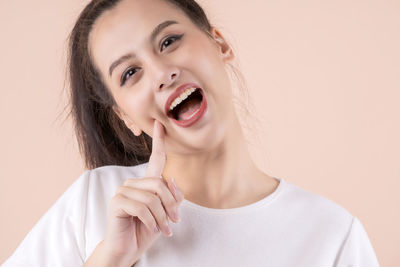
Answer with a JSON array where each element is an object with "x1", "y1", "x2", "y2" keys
[{"x1": 167, "y1": 119, "x2": 229, "y2": 155}]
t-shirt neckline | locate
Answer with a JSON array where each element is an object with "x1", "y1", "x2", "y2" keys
[{"x1": 180, "y1": 177, "x2": 285, "y2": 214}]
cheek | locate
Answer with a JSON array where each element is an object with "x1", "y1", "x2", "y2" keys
[
  {"x1": 181, "y1": 37, "x2": 226, "y2": 82},
  {"x1": 115, "y1": 90, "x2": 150, "y2": 122},
  {"x1": 186, "y1": 38, "x2": 232, "y2": 97}
]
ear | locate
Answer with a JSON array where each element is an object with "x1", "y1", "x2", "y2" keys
[
  {"x1": 209, "y1": 26, "x2": 235, "y2": 63},
  {"x1": 112, "y1": 106, "x2": 143, "y2": 136}
]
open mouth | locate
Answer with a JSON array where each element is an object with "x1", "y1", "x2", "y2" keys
[{"x1": 167, "y1": 88, "x2": 204, "y2": 121}]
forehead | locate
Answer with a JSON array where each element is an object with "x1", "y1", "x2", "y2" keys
[{"x1": 89, "y1": 0, "x2": 193, "y2": 73}]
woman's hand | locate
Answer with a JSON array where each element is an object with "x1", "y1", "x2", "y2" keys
[{"x1": 84, "y1": 120, "x2": 184, "y2": 267}]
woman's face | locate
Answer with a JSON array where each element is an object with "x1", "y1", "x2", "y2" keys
[{"x1": 89, "y1": 0, "x2": 235, "y2": 154}]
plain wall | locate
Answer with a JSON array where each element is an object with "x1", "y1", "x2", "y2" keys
[{"x1": 1, "y1": 0, "x2": 399, "y2": 265}]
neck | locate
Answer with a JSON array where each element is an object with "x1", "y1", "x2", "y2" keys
[{"x1": 162, "y1": 115, "x2": 272, "y2": 208}]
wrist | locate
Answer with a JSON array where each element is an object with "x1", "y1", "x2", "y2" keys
[{"x1": 84, "y1": 240, "x2": 138, "y2": 267}]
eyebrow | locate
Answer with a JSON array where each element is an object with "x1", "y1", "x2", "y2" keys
[{"x1": 108, "y1": 20, "x2": 179, "y2": 77}]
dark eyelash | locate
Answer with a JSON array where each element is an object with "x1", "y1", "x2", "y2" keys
[
  {"x1": 120, "y1": 67, "x2": 138, "y2": 86},
  {"x1": 120, "y1": 34, "x2": 184, "y2": 86},
  {"x1": 160, "y1": 34, "x2": 184, "y2": 52}
]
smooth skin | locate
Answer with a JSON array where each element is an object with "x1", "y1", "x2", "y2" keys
[{"x1": 84, "y1": 120, "x2": 184, "y2": 267}]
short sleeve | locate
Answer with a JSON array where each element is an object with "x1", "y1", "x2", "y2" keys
[
  {"x1": 2, "y1": 170, "x2": 91, "y2": 267},
  {"x1": 334, "y1": 216, "x2": 380, "y2": 267}
]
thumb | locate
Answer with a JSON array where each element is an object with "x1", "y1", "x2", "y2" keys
[{"x1": 144, "y1": 120, "x2": 166, "y2": 178}]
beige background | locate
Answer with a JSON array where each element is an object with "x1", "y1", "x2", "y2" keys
[{"x1": 1, "y1": 0, "x2": 399, "y2": 265}]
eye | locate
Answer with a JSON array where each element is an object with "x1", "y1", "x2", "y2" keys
[
  {"x1": 160, "y1": 34, "x2": 184, "y2": 52},
  {"x1": 120, "y1": 67, "x2": 139, "y2": 86},
  {"x1": 119, "y1": 34, "x2": 184, "y2": 86}
]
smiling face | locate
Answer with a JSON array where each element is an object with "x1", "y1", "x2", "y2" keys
[{"x1": 88, "y1": 0, "x2": 235, "y2": 155}]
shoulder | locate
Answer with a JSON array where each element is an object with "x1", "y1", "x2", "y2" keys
[
  {"x1": 279, "y1": 178, "x2": 354, "y2": 235},
  {"x1": 1, "y1": 163, "x2": 151, "y2": 266}
]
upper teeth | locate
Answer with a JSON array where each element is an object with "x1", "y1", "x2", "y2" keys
[{"x1": 169, "y1": 87, "x2": 197, "y2": 111}]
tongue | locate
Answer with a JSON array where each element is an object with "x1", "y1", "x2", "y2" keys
[{"x1": 177, "y1": 98, "x2": 202, "y2": 121}]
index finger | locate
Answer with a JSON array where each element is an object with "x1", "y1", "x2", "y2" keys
[{"x1": 144, "y1": 120, "x2": 166, "y2": 178}]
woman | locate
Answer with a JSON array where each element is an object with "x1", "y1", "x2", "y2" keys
[{"x1": 2, "y1": 0, "x2": 379, "y2": 266}]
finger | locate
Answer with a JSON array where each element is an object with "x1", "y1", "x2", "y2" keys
[
  {"x1": 109, "y1": 194, "x2": 159, "y2": 235},
  {"x1": 166, "y1": 177, "x2": 185, "y2": 203},
  {"x1": 145, "y1": 120, "x2": 166, "y2": 178},
  {"x1": 123, "y1": 178, "x2": 181, "y2": 223},
  {"x1": 116, "y1": 186, "x2": 174, "y2": 236}
]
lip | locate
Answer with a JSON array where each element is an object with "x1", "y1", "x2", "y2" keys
[
  {"x1": 169, "y1": 89, "x2": 207, "y2": 127},
  {"x1": 164, "y1": 82, "x2": 202, "y2": 117}
]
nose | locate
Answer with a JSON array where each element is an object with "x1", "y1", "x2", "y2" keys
[{"x1": 150, "y1": 58, "x2": 180, "y2": 92}]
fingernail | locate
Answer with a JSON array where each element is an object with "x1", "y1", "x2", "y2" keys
[
  {"x1": 167, "y1": 228, "x2": 173, "y2": 237},
  {"x1": 165, "y1": 223, "x2": 173, "y2": 236},
  {"x1": 154, "y1": 225, "x2": 160, "y2": 234},
  {"x1": 173, "y1": 209, "x2": 181, "y2": 222}
]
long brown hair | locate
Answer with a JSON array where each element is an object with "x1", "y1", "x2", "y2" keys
[{"x1": 66, "y1": 0, "x2": 252, "y2": 170}]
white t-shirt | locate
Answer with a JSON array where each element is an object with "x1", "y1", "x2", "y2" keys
[{"x1": 2, "y1": 163, "x2": 380, "y2": 267}]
